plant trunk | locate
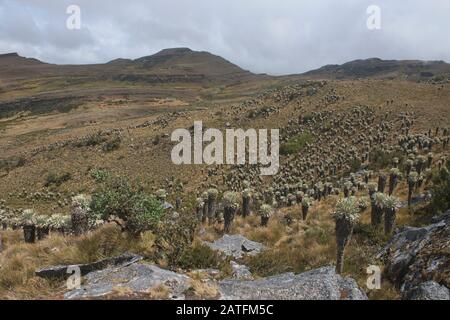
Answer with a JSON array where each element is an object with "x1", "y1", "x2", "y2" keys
[
  {"x1": 408, "y1": 182, "x2": 414, "y2": 208},
  {"x1": 37, "y1": 227, "x2": 49, "y2": 240},
  {"x1": 208, "y1": 196, "x2": 216, "y2": 225},
  {"x1": 378, "y1": 175, "x2": 386, "y2": 194},
  {"x1": 242, "y1": 196, "x2": 250, "y2": 217},
  {"x1": 344, "y1": 188, "x2": 349, "y2": 198},
  {"x1": 384, "y1": 208, "x2": 397, "y2": 235},
  {"x1": 261, "y1": 216, "x2": 269, "y2": 227},
  {"x1": 302, "y1": 205, "x2": 309, "y2": 220},
  {"x1": 223, "y1": 207, "x2": 235, "y2": 234},
  {"x1": 71, "y1": 207, "x2": 89, "y2": 236},
  {"x1": 388, "y1": 176, "x2": 397, "y2": 195},
  {"x1": 196, "y1": 205, "x2": 203, "y2": 222},
  {"x1": 176, "y1": 197, "x2": 182, "y2": 210},
  {"x1": 202, "y1": 203, "x2": 208, "y2": 224},
  {"x1": 23, "y1": 225, "x2": 36, "y2": 243},
  {"x1": 371, "y1": 204, "x2": 383, "y2": 227},
  {"x1": 2, "y1": 222, "x2": 6, "y2": 230},
  {"x1": 335, "y1": 218, "x2": 354, "y2": 274}
]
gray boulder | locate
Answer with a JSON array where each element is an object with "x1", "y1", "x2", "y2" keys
[
  {"x1": 218, "y1": 266, "x2": 367, "y2": 300},
  {"x1": 204, "y1": 234, "x2": 265, "y2": 259},
  {"x1": 65, "y1": 263, "x2": 191, "y2": 300},
  {"x1": 403, "y1": 281, "x2": 449, "y2": 300}
]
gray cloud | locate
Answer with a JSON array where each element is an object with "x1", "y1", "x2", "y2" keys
[{"x1": 0, "y1": 0, "x2": 449, "y2": 75}]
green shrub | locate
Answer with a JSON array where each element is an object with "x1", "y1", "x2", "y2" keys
[
  {"x1": 90, "y1": 169, "x2": 109, "y2": 183},
  {"x1": 176, "y1": 241, "x2": 224, "y2": 270},
  {"x1": 280, "y1": 132, "x2": 314, "y2": 155},
  {"x1": 304, "y1": 226, "x2": 330, "y2": 245},
  {"x1": 346, "y1": 157, "x2": 362, "y2": 175},
  {"x1": 156, "y1": 211, "x2": 198, "y2": 268},
  {"x1": 102, "y1": 135, "x2": 121, "y2": 152},
  {"x1": 430, "y1": 157, "x2": 450, "y2": 213},
  {"x1": 90, "y1": 179, "x2": 165, "y2": 235},
  {"x1": 369, "y1": 149, "x2": 403, "y2": 171},
  {"x1": 44, "y1": 172, "x2": 72, "y2": 187},
  {"x1": 302, "y1": 114, "x2": 314, "y2": 124},
  {"x1": 0, "y1": 156, "x2": 26, "y2": 172}
]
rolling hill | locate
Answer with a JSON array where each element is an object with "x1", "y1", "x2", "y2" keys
[{"x1": 302, "y1": 57, "x2": 450, "y2": 80}]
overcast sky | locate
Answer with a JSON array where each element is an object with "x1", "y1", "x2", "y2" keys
[{"x1": 0, "y1": 0, "x2": 449, "y2": 75}]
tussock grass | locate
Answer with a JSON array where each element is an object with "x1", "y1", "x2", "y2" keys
[
  {"x1": 0, "y1": 224, "x2": 154, "y2": 299},
  {"x1": 186, "y1": 279, "x2": 219, "y2": 299}
]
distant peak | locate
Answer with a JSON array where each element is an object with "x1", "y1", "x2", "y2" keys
[
  {"x1": 155, "y1": 47, "x2": 193, "y2": 55},
  {"x1": 0, "y1": 52, "x2": 19, "y2": 58}
]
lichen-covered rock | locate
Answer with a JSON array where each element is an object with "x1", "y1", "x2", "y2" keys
[
  {"x1": 218, "y1": 266, "x2": 367, "y2": 300},
  {"x1": 403, "y1": 281, "x2": 449, "y2": 300},
  {"x1": 230, "y1": 261, "x2": 253, "y2": 280},
  {"x1": 378, "y1": 210, "x2": 450, "y2": 293},
  {"x1": 204, "y1": 234, "x2": 265, "y2": 259},
  {"x1": 65, "y1": 263, "x2": 191, "y2": 300}
]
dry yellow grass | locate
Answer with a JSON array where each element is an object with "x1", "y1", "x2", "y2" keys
[
  {"x1": 186, "y1": 279, "x2": 219, "y2": 299},
  {"x1": 146, "y1": 284, "x2": 171, "y2": 299}
]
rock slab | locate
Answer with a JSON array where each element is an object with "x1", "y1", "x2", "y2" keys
[
  {"x1": 36, "y1": 252, "x2": 143, "y2": 278},
  {"x1": 204, "y1": 234, "x2": 265, "y2": 259},
  {"x1": 65, "y1": 263, "x2": 191, "y2": 300},
  {"x1": 218, "y1": 266, "x2": 368, "y2": 300}
]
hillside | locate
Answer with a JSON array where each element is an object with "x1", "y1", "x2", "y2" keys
[
  {"x1": 0, "y1": 48, "x2": 274, "y2": 120},
  {"x1": 302, "y1": 58, "x2": 450, "y2": 81},
  {"x1": 0, "y1": 48, "x2": 257, "y2": 82}
]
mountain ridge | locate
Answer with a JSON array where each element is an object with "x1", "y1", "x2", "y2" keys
[
  {"x1": 302, "y1": 57, "x2": 450, "y2": 80},
  {"x1": 1, "y1": 49, "x2": 449, "y2": 81}
]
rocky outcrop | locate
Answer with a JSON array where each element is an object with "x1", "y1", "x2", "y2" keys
[
  {"x1": 378, "y1": 210, "x2": 450, "y2": 296},
  {"x1": 36, "y1": 252, "x2": 143, "y2": 278},
  {"x1": 204, "y1": 234, "x2": 265, "y2": 259},
  {"x1": 403, "y1": 281, "x2": 450, "y2": 300},
  {"x1": 218, "y1": 266, "x2": 367, "y2": 300},
  {"x1": 59, "y1": 253, "x2": 365, "y2": 300},
  {"x1": 65, "y1": 263, "x2": 191, "y2": 300}
]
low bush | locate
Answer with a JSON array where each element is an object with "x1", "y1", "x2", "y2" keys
[
  {"x1": 176, "y1": 240, "x2": 225, "y2": 270},
  {"x1": 102, "y1": 135, "x2": 121, "y2": 152},
  {"x1": 430, "y1": 157, "x2": 450, "y2": 213},
  {"x1": 90, "y1": 169, "x2": 109, "y2": 183},
  {"x1": 369, "y1": 149, "x2": 403, "y2": 171},
  {"x1": 44, "y1": 172, "x2": 72, "y2": 187},
  {"x1": 280, "y1": 132, "x2": 314, "y2": 155},
  {"x1": 90, "y1": 179, "x2": 165, "y2": 235}
]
